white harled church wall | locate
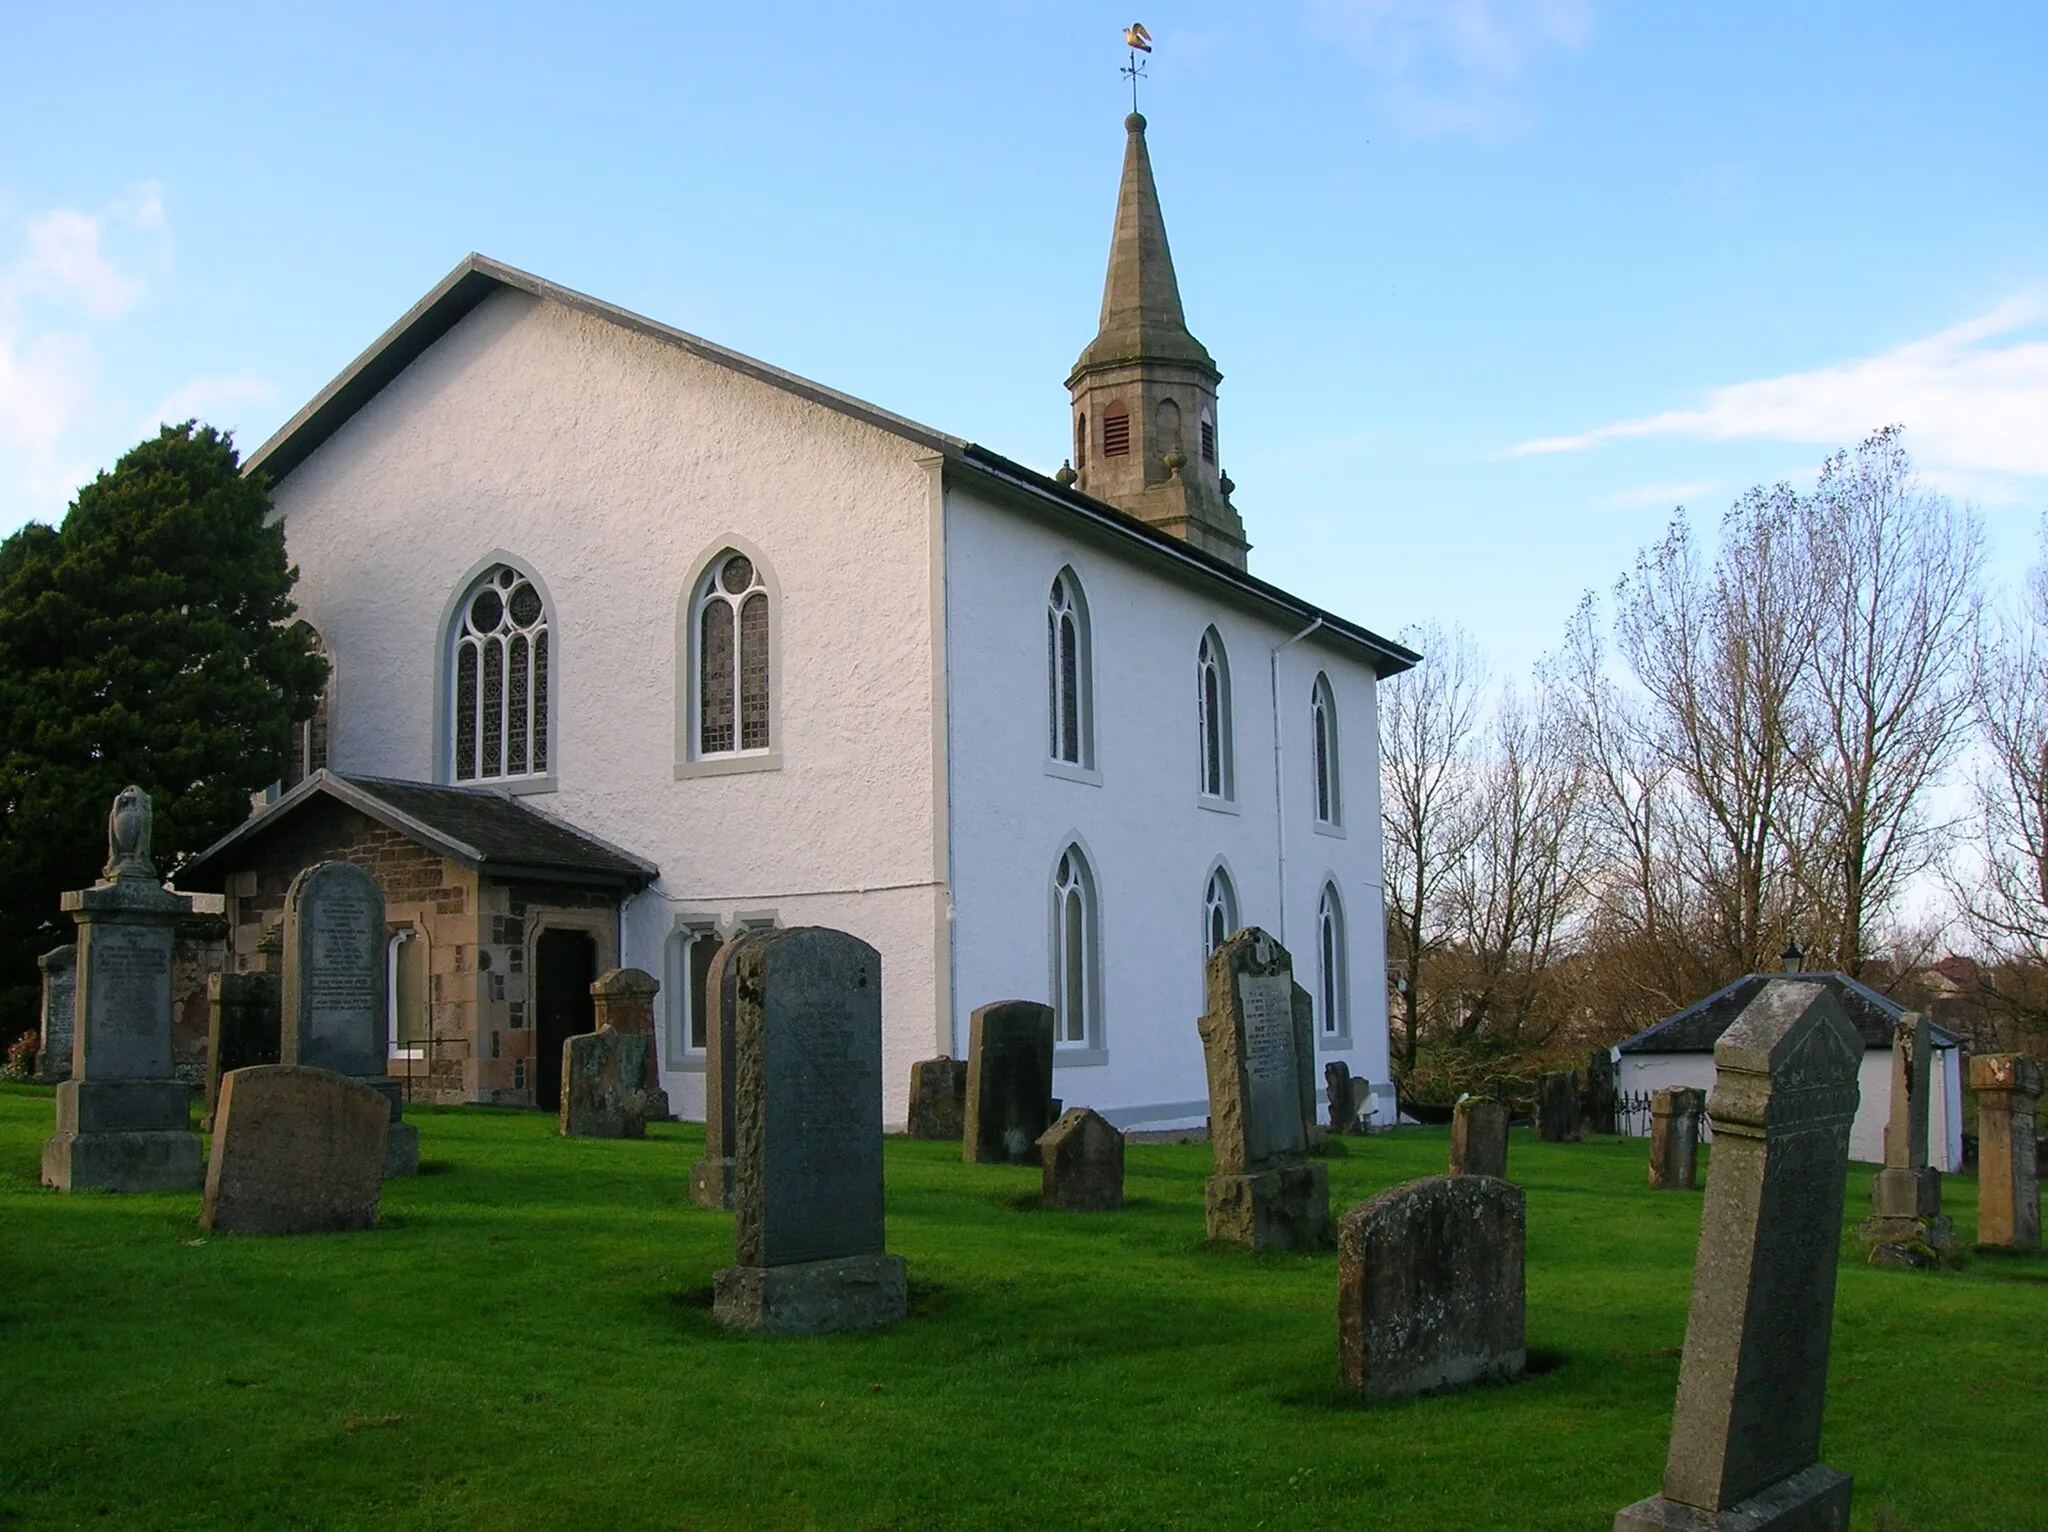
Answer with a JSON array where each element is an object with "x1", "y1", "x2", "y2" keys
[
  {"x1": 269, "y1": 287, "x2": 947, "y2": 1122},
  {"x1": 940, "y1": 481, "x2": 1393, "y2": 1128}
]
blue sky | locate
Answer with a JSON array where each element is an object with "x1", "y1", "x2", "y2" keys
[{"x1": 3, "y1": 1, "x2": 2044, "y2": 672}]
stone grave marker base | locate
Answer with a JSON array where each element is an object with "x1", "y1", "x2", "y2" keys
[
  {"x1": 690, "y1": 1157, "x2": 736, "y2": 1210},
  {"x1": 41, "y1": 1079, "x2": 203, "y2": 1192},
  {"x1": 712, "y1": 1253, "x2": 908, "y2": 1336},
  {"x1": 1614, "y1": 1463, "x2": 1852, "y2": 1531},
  {"x1": 1204, "y1": 1162, "x2": 1331, "y2": 1250},
  {"x1": 1857, "y1": 1166, "x2": 1954, "y2": 1260}
]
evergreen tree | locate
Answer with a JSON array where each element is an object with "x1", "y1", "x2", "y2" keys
[{"x1": 0, "y1": 423, "x2": 326, "y2": 1033}]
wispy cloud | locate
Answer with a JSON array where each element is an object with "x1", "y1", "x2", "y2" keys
[
  {"x1": 0, "y1": 186, "x2": 173, "y2": 528},
  {"x1": 145, "y1": 375, "x2": 273, "y2": 437},
  {"x1": 1310, "y1": 0, "x2": 1595, "y2": 135},
  {"x1": 1514, "y1": 297, "x2": 2048, "y2": 492}
]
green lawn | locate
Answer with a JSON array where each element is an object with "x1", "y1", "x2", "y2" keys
[{"x1": 1, "y1": 1082, "x2": 2042, "y2": 1532}]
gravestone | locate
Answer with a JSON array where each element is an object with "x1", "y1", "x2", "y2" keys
[
  {"x1": 590, "y1": 967, "x2": 670, "y2": 1121},
  {"x1": 1584, "y1": 1048, "x2": 1619, "y2": 1135},
  {"x1": 282, "y1": 862, "x2": 418, "y2": 1178},
  {"x1": 906, "y1": 1056, "x2": 966, "y2": 1139},
  {"x1": 588, "y1": 967, "x2": 669, "y2": 1123},
  {"x1": 201, "y1": 1065, "x2": 388, "y2": 1234},
  {"x1": 1038, "y1": 1106, "x2": 1124, "y2": 1211},
  {"x1": 1348, "y1": 1076, "x2": 1375, "y2": 1134},
  {"x1": 1968, "y1": 1054, "x2": 2042, "y2": 1251},
  {"x1": 1613, "y1": 979, "x2": 1861, "y2": 1532},
  {"x1": 560, "y1": 1027, "x2": 663, "y2": 1138},
  {"x1": 36, "y1": 945, "x2": 75, "y2": 1084},
  {"x1": 691, "y1": 931, "x2": 766, "y2": 1210},
  {"x1": 964, "y1": 1000, "x2": 1056, "y2": 1165},
  {"x1": 1648, "y1": 1087, "x2": 1704, "y2": 1192},
  {"x1": 712, "y1": 926, "x2": 905, "y2": 1335},
  {"x1": 1196, "y1": 928, "x2": 1331, "y2": 1250},
  {"x1": 204, "y1": 972, "x2": 280, "y2": 1129},
  {"x1": 1292, "y1": 983, "x2": 1321, "y2": 1148},
  {"x1": 1324, "y1": 1061, "x2": 1352, "y2": 1135},
  {"x1": 1537, "y1": 1070, "x2": 1583, "y2": 1143},
  {"x1": 42, "y1": 787, "x2": 205, "y2": 1192},
  {"x1": 1858, "y1": 1013, "x2": 1952, "y2": 1261},
  {"x1": 1449, "y1": 1098, "x2": 1509, "y2": 1179},
  {"x1": 1338, "y1": 1175, "x2": 1525, "y2": 1401}
]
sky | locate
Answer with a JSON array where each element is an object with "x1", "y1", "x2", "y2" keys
[{"x1": 3, "y1": 0, "x2": 2045, "y2": 675}]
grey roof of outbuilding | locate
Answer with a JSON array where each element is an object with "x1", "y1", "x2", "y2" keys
[
  {"x1": 242, "y1": 253, "x2": 1420, "y2": 679},
  {"x1": 177, "y1": 770, "x2": 657, "y2": 892},
  {"x1": 1616, "y1": 972, "x2": 1958, "y2": 1054}
]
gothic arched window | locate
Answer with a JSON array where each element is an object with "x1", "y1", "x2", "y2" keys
[
  {"x1": 1047, "y1": 570, "x2": 1094, "y2": 769},
  {"x1": 449, "y1": 562, "x2": 550, "y2": 783},
  {"x1": 1203, "y1": 865, "x2": 1238, "y2": 956},
  {"x1": 1318, "y1": 882, "x2": 1349, "y2": 1039},
  {"x1": 1197, "y1": 627, "x2": 1234, "y2": 800},
  {"x1": 1156, "y1": 397, "x2": 1182, "y2": 457},
  {"x1": 1051, "y1": 844, "x2": 1101, "y2": 1048},
  {"x1": 693, "y1": 550, "x2": 772, "y2": 758},
  {"x1": 1312, "y1": 673, "x2": 1342, "y2": 827}
]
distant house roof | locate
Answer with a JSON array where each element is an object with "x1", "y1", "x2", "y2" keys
[
  {"x1": 243, "y1": 253, "x2": 1420, "y2": 680},
  {"x1": 1617, "y1": 972, "x2": 1959, "y2": 1055},
  {"x1": 178, "y1": 771, "x2": 657, "y2": 893}
]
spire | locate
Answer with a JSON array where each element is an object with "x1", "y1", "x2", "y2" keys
[
  {"x1": 1066, "y1": 112, "x2": 1246, "y2": 568},
  {"x1": 1069, "y1": 113, "x2": 1217, "y2": 385}
]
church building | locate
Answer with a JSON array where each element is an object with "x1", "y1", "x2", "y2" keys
[{"x1": 180, "y1": 112, "x2": 1417, "y2": 1130}]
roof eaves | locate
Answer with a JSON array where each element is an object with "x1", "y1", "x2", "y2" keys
[
  {"x1": 949, "y1": 445, "x2": 1421, "y2": 678},
  {"x1": 175, "y1": 769, "x2": 484, "y2": 888}
]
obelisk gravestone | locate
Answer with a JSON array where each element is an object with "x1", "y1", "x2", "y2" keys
[
  {"x1": 1613, "y1": 979, "x2": 1861, "y2": 1531},
  {"x1": 1197, "y1": 928, "x2": 1331, "y2": 1250},
  {"x1": 712, "y1": 926, "x2": 905, "y2": 1335},
  {"x1": 281, "y1": 861, "x2": 418, "y2": 1178},
  {"x1": 41, "y1": 787, "x2": 205, "y2": 1192}
]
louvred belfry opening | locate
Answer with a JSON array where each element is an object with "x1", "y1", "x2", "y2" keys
[{"x1": 1103, "y1": 406, "x2": 1131, "y2": 457}]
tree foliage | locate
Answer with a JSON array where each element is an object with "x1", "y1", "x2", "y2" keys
[{"x1": 0, "y1": 423, "x2": 326, "y2": 1032}]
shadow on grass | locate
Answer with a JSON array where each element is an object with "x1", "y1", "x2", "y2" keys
[
  {"x1": 415, "y1": 1161, "x2": 456, "y2": 1176},
  {"x1": 1280, "y1": 1351, "x2": 1564, "y2": 1413}
]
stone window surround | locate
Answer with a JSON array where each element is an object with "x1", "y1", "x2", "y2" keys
[
  {"x1": 676, "y1": 535, "x2": 783, "y2": 780},
  {"x1": 1046, "y1": 565, "x2": 1097, "y2": 773},
  {"x1": 660, "y1": 910, "x2": 779, "y2": 1072},
  {"x1": 1197, "y1": 625, "x2": 1235, "y2": 804},
  {"x1": 1049, "y1": 837, "x2": 1106, "y2": 1065},
  {"x1": 1311, "y1": 671, "x2": 1344, "y2": 836},
  {"x1": 1202, "y1": 859, "x2": 1239, "y2": 957},
  {"x1": 434, "y1": 550, "x2": 559, "y2": 797},
  {"x1": 1317, "y1": 879, "x2": 1351, "y2": 1046}
]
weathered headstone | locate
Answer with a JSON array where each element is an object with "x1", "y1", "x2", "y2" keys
[
  {"x1": 204, "y1": 972, "x2": 280, "y2": 1129},
  {"x1": 282, "y1": 861, "x2": 418, "y2": 1178},
  {"x1": 1292, "y1": 982, "x2": 1321, "y2": 1148},
  {"x1": 1537, "y1": 1069, "x2": 1582, "y2": 1143},
  {"x1": 1039, "y1": 1106, "x2": 1124, "y2": 1211},
  {"x1": 1584, "y1": 1047, "x2": 1619, "y2": 1135},
  {"x1": 588, "y1": 967, "x2": 670, "y2": 1122},
  {"x1": 560, "y1": 1026, "x2": 663, "y2": 1138},
  {"x1": 36, "y1": 945, "x2": 75, "y2": 1084},
  {"x1": 1449, "y1": 1098, "x2": 1509, "y2": 1179},
  {"x1": 201, "y1": 1065, "x2": 388, "y2": 1234},
  {"x1": 1197, "y1": 928, "x2": 1332, "y2": 1250},
  {"x1": 906, "y1": 1056, "x2": 967, "y2": 1139},
  {"x1": 712, "y1": 926, "x2": 905, "y2": 1335},
  {"x1": 690, "y1": 931, "x2": 764, "y2": 1210},
  {"x1": 1324, "y1": 1060, "x2": 1352, "y2": 1135},
  {"x1": 1613, "y1": 980, "x2": 1861, "y2": 1532},
  {"x1": 1858, "y1": 1012, "x2": 1951, "y2": 1261},
  {"x1": 1648, "y1": 1087, "x2": 1704, "y2": 1192},
  {"x1": 1337, "y1": 1175, "x2": 1525, "y2": 1401},
  {"x1": 42, "y1": 787, "x2": 205, "y2": 1192},
  {"x1": 1348, "y1": 1075, "x2": 1375, "y2": 1134},
  {"x1": 964, "y1": 1000, "x2": 1056, "y2": 1164},
  {"x1": 1968, "y1": 1053, "x2": 2042, "y2": 1251}
]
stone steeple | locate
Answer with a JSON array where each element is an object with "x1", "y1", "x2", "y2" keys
[{"x1": 1065, "y1": 112, "x2": 1247, "y2": 568}]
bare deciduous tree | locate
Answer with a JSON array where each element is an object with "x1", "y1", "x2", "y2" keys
[
  {"x1": 1962, "y1": 533, "x2": 2048, "y2": 970},
  {"x1": 1380, "y1": 621, "x2": 1484, "y2": 1071}
]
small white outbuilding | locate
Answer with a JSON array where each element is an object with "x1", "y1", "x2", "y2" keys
[{"x1": 1615, "y1": 971, "x2": 1963, "y2": 1172}]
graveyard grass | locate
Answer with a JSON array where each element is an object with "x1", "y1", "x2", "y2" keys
[{"x1": 1, "y1": 1084, "x2": 2042, "y2": 1532}]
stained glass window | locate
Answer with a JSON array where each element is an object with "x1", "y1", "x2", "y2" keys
[
  {"x1": 696, "y1": 550, "x2": 770, "y2": 757},
  {"x1": 451, "y1": 563, "x2": 549, "y2": 782}
]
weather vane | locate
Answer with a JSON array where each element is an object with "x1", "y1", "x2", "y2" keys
[{"x1": 1122, "y1": 22, "x2": 1152, "y2": 114}]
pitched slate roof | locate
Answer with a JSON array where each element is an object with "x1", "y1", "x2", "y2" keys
[
  {"x1": 1617, "y1": 972, "x2": 1958, "y2": 1054},
  {"x1": 178, "y1": 771, "x2": 656, "y2": 892},
  {"x1": 243, "y1": 254, "x2": 1420, "y2": 680}
]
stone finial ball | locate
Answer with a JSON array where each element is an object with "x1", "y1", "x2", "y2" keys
[{"x1": 1126, "y1": 112, "x2": 1147, "y2": 133}]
